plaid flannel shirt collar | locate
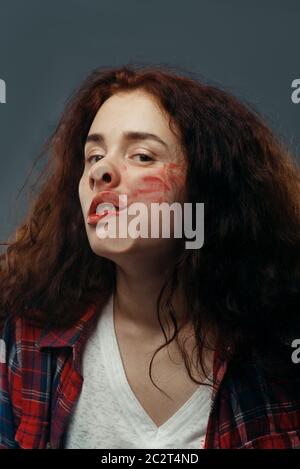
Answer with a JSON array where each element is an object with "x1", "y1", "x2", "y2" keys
[{"x1": 35, "y1": 299, "x2": 102, "y2": 372}]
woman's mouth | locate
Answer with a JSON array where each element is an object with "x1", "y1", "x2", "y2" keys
[{"x1": 87, "y1": 202, "x2": 121, "y2": 225}]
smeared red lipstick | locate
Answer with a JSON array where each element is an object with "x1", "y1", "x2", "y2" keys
[
  {"x1": 87, "y1": 191, "x2": 127, "y2": 226},
  {"x1": 87, "y1": 210, "x2": 120, "y2": 225}
]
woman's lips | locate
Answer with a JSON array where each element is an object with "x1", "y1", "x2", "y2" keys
[
  {"x1": 87, "y1": 202, "x2": 128, "y2": 226},
  {"x1": 87, "y1": 210, "x2": 119, "y2": 225}
]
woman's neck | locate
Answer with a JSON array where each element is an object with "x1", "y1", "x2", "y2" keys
[{"x1": 113, "y1": 258, "x2": 186, "y2": 337}]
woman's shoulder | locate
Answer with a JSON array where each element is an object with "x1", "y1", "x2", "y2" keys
[
  {"x1": 1, "y1": 314, "x2": 45, "y2": 346},
  {"x1": 213, "y1": 352, "x2": 300, "y2": 448},
  {"x1": 0, "y1": 315, "x2": 47, "y2": 374},
  {"x1": 223, "y1": 351, "x2": 300, "y2": 407},
  {"x1": 1, "y1": 298, "x2": 101, "y2": 369}
]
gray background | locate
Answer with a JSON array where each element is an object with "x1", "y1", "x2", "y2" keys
[{"x1": 0, "y1": 0, "x2": 299, "y2": 242}]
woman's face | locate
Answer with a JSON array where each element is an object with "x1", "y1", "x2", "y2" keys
[{"x1": 79, "y1": 89, "x2": 187, "y2": 263}]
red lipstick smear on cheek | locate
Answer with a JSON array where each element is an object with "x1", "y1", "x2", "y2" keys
[
  {"x1": 139, "y1": 175, "x2": 171, "y2": 192},
  {"x1": 165, "y1": 162, "x2": 186, "y2": 187},
  {"x1": 130, "y1": 162, "x2": 186, "y2": 203}
]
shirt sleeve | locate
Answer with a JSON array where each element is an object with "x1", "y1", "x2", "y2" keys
[{"x1": 0, "y1": 318, "x2": 21, "y2": 448}]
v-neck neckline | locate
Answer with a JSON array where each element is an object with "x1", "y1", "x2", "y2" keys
[{"x1": 101, "y1": 293, "x2": 213, "y2": 438}]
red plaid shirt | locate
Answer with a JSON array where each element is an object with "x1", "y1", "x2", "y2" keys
[{"x1": 1, "y1": 300, "x2": 300, "y2": 449}]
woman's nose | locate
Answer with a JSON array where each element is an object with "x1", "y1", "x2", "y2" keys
[{"x1": 88, "y1": 162, "x2": 120, "y2": 191}]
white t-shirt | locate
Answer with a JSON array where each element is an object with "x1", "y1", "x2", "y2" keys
[{"x1": 64, "y1": 294, "x2": 213, "y2": 449}]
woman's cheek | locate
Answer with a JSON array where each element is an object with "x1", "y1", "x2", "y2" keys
[
  {"x1": 128, "y1": 162, "x2": 186, "y2": 204},
  {"x1": 78, "y1": 175, "x2": 90, "y2": 214}
]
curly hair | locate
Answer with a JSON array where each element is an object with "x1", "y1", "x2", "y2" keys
[{"x1": 1, "y1": 64, "x2": 300, "y2": 394}]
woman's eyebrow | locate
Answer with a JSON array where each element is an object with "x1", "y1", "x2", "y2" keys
[{"x1": 84, "y1": 131, "x2": 169, "y2": 150}]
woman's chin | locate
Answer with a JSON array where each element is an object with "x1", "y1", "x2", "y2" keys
[{"x1": 88, "y1": 231, "x2": 138, "y2": 258}]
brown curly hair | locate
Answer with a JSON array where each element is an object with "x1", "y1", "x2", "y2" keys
[{"x1": 1, "y1": 64, "x2": 300, "y2": 394}]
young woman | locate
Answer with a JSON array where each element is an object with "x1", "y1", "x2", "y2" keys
[{"x1": 0, "y1": 65, "x2": 300, "y2": 449}]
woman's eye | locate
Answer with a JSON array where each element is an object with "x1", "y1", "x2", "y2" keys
[
  {"x1": 86, "y1": 154, "x2": 103, "y2": 164},
  {"x1": 131, "y1": 153, "x2": 154, "y2": 163},
  {"x1": 86, "y1": 153, "x2": 154, "y2": 165}
]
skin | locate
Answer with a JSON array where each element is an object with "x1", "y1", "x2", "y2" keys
[{"x1": 79, "y1": 89, "x2": 189, "y2": 336}]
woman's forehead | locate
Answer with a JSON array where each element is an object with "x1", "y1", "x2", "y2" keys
[{"x1": 88, "y1": 90, "x2": 181, "y2": 150}]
